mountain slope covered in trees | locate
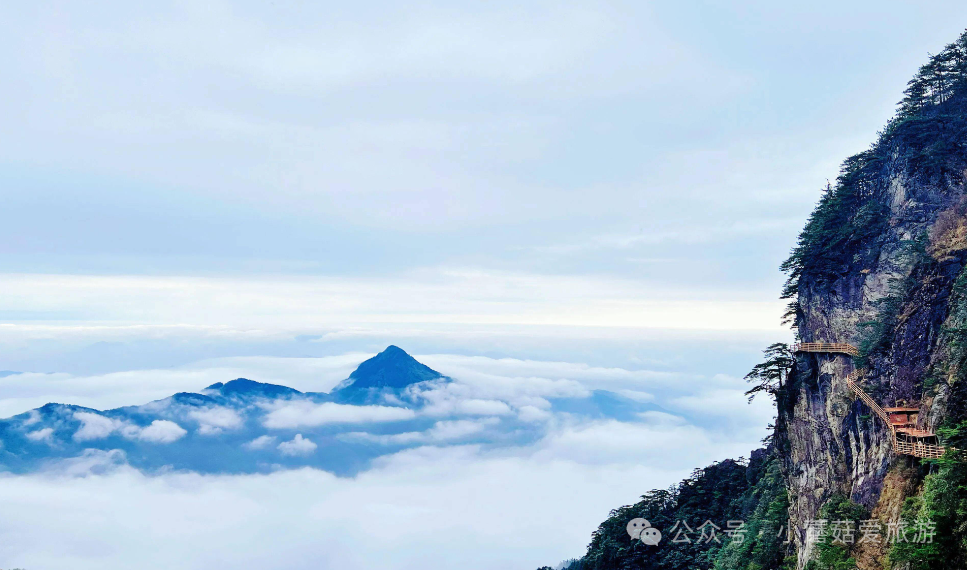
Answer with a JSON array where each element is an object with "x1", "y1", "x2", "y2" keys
[{"x1": 546, "y1": 28, "x2": 967, "y2": 570}]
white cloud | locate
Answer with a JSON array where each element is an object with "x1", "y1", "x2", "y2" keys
[
  {"x1": 0, "y1": 453, "x2": 690, "y2": 570},
  {"x1": 73, "y1": 412, "x2": 122, "y2": 441},
  {"x1": 0, "y1": 273, "x2": 787, "y2": 352},
  {"x1": 0, "y1": 350, "x2": 775, "y2": 570},
  {"x1": 407, "y1": 378, "x2": 531, "y2": 418},
  {"x1": 243, "y1": 435, "x2": 277, "y2": 450},
  {"x1": 615, "y1": 389, "x2": 655, "y2": 403},
  {"x1": 518, "y1": 405, "x2": 552, "y2": 423},
  {"x1": 25, "y1": 427, "x2": 54, "y2": 443},
  {"x1": 458, "y1": 399, "x2": 513, "y2": 416},
  {"x1": 344, "y1": 418, "x2": 500, "y2": 446},
  {"x1": 420, "y1": 396, "x2": 514, "y2": 417},
  {"x1": 137, "y1": 420, "x2": 187, "y2": 444},
  {"x1": 107, "y1": 2, "x2": 620, "y2": 92},
  {"x1": 532, "y1": 417, "x2": 756, "y2": 467},
  {"x1": 636, "y1": 411, "x2": 690, "y2": 426},
  {"x1": 427, "y1": 419, "x2": 498, "y2": 440},
  {"x1": 46, "y1": 449, "x2": 129, "y2": 477},
  {"x1": 188, "y1": 407, "x2": 244, "y2": 435},
  {"x1": 262, "y1": 401, "x2": 415, "y2": 429},
  {"x1": 277, "y1": 434, "x2": 317, "y2": 456},
  {"x1": 72, "y1": 412, "x2": 190, "y2": 444},
  {"x1": 414, "y1": 353, "x2": 688, "y2": 401},
  {"x1": 188, "y1": 354, "x2": 368, "y2": 393},
  {"x1": 669, "y1": 384, "x2": 776, "y2": 428},
  {"x1": 0, "y1": 369, "x2": 236, "y2": 420},
  {"x1": 0, "y1": 354, "x2": 373, "y2": 420},
  {"x1": 0, "y1": 350, "x2": 775, "y2": 458},
  {"x1": 341, "y1": 431, "x2": 422, "y2": 446},
  {"x1": 197, "y1": 425, "x2": 222, "y2": 436},
  {"x1": 412, "y1": 359, "x2": 594, "y2": 400}
]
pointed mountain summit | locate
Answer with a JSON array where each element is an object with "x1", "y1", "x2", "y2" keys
[{"x1": 332, "y1": 346, "x2": 443, "y2": 402}]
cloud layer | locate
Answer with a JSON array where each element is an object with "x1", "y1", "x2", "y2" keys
[
  {"x1": 0, "y1": 346, "x2": 773, "y2": 567},
  {"x1": 0, "y1": 434, "x2": 751, "y2": 570},
  {"x1": 262, "y1": 402, "x2": 417, "y2": 429},
  {"x1": 72, "y1": 412, "x2": 187, "y2": 444}
]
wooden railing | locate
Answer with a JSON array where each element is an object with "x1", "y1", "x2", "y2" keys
[
  {"x1": 792, "y1": 342, "x2": 860, "y2": 357},
  {"x1": 847, "y1": 373, "x2": 946, "y2": 459},
  {"x1": 845, "y1": 371, "x2": 890, "y2": 425},
  {"x1": 794, "y1": 342, "x2": 946, "y2": 459},
  {"x1": 894, "y1": 440, "x2": 947, "y2": 459}
]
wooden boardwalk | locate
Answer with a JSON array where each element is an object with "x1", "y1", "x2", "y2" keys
[
  {"x1": 792, "y1": 342, "x2": 859, "y2": 357},
  {"x1": 793, "y1": 343, "x2": 946, "y2": 459}
]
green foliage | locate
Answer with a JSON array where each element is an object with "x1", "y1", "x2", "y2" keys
[
  {"x1": 744, "y1": 343, "x2": 795, "y2": 404},
  {"x1": 712, "y1": 454, "x2": 793, "y2": 570},
  {"x1": 570, "y1": 450, "x2": 790, "y2": 570},
  {"x1": 854, "y1": 236, "x2": 927, "y2": 368},
  {"x1": 892, "y1": 32, "x2": 967, "y2": 175},
  {"x1": 782, "y1": 29, "x2": 967, "y2": 305},
  {"x1": 886, "y1": 419, "x2": 967, "y2": 569},
  {"x1": 782, "y1": 300, "x2": 801, "y2": 330},
  {"x1": 855, "y1": 275, "x2": 911, "y2": 368},
  {"x1": 888, "y1": 495, "x2": 942, "y2": 570},
  {"x1": 780, "y1": 160, "x2": 889, "y2": 301},
  {"x1": 806, "y1": 495, "x2": 866, "y2": 570},
  {"x1": 942, "y1": 266, "x2": 967, "y2": 377},
  {"x1": 887, "y1": 262, "x2": 967, "y2": 569},
  {"x1": 581, "y1": 458, "x2": 750, "y2": 570}
]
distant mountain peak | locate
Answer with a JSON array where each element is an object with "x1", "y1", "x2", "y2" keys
[
  {"x1": 205, "y1": 378, "x2": 302, "y2": 398},
  {"x1": 333, "y1": 346, "x2": 443, "y2": 397}
]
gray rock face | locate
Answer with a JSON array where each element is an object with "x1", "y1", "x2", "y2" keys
[
  {"x1": 784, "y1": 353, "x2": 892, "y2": 567},
  {"x1": 783, "y1": 152, "x2": 966, "y2": 569}
]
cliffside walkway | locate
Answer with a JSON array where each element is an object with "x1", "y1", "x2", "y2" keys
[{"x1": 792, "y1": 343, "x2": 946, "y2": 459}]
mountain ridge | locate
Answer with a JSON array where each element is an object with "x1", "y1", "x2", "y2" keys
[{"x1": 0, "y1": 345, "x2": 662, "y2": 477}]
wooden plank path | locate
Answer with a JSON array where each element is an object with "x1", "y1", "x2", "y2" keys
[
  {"x1": 793, "y1": 343, "x2": 946, "y2": 459},
  {"x1": 792, "y1": 342, "x2": 860, "y2": 357}
]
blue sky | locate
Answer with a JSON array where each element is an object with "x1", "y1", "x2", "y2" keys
[
  {"x1": 2, "y1": 2, "x2": 967, "y2": 569},
  {"x1": 6, "y1": 1, "x2": 967, "y2": 375},
  {"x1": 5, "y1": 2, "x2": 966, "y2": 285}
]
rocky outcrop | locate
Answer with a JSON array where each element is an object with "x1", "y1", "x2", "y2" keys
[
  {"x1": 783, "y1": 351, "x2": 892, "y2": 567},
  {"x1": 783, "y1": 147, "x2": 967, "y2": 569}
]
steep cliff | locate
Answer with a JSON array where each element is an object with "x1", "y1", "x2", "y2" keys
[
  {"x1": 541, "y1": 29, "x2": 967, "y2": 570},
  {"x1": 781, "y1": 29, "x2": 967, "y2": 570}
]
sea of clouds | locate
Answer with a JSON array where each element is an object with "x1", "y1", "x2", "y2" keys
[{"x1": 0, "y1": 351, "x2": 773, "y2": 569}]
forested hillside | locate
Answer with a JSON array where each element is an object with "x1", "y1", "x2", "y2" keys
[{"x1": 542, "y1": 28, "x2": 967, "y2": 570}]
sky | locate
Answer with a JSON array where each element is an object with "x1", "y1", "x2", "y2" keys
[{"x1": 3, "y1": 1, "x2": 967, "y2": 568}]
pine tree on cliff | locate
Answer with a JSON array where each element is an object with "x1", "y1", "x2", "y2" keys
[
  {"x1": 783, "y1": 28, "x2": 967, "y2": 313},
  {"x1": 744, "y1": 343, "x2": 794, "y2": 403}
]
